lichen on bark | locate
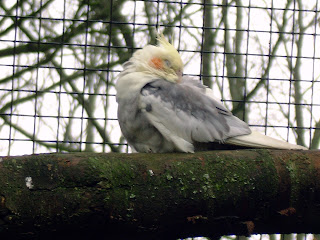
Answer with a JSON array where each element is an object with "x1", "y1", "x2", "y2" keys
[{"x1": 0, "y1": 150, "x2": 320, "y2": 239}]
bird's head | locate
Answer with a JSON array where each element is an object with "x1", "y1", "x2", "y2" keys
[{"x1": 130, "y1": 34, "x2": 184, "y2": 83}]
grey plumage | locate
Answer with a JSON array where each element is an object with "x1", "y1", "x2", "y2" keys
[
  {"x1": 117, "y1": 76, "x2": 308, "y2": 152},
  {"x1": 140, "y1": 78, "x2": 252, "y2": 142},
  {"x1": 117, "y1": 74, "x2": 303, "y2": 153},
  {"x1": 116, "y1": 36, "x2": 307, "y2": 152}
]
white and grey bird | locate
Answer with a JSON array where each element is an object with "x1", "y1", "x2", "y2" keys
[{"x1": 116, "y1": 35, "x2": 307, "y2": 153}]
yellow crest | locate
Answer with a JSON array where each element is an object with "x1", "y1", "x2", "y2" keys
[
  {"x1": 156, "y1": 33, "x2": 183, "y2": 70},
  {"x1": 157, "y1": 34, "x2": 178, "y2": 54}
]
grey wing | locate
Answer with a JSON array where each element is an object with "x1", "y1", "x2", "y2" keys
[{"x1": 139, "y1": 79, "x2": 251, "y2": 153}]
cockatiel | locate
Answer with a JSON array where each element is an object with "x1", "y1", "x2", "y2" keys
[{"x1": 116, "y1": 35, "x2": 307, "y2": 153}]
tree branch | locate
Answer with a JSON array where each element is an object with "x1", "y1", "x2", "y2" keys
[
  {"x1": 232, "y1": 0, "x2": 294, "y2": 115},
  {"x1": 0, "y1": 150, "x2": 320, "y2": 239},
  {"x1": 201, "y1": 0, "x2": 214, "y2": 88}
]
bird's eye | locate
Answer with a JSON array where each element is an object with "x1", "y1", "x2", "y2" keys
[{"x1": 164, "y1": 59, "x2": 171, "y2": 68}]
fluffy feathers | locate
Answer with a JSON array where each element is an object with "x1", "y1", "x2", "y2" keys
[{"x1": 116, "y1": 36, "x2": 307, "y2": 152}]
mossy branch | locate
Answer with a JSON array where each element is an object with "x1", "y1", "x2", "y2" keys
[{"x1": 0, "y1": 150, "x2": 320, "y2": 239}]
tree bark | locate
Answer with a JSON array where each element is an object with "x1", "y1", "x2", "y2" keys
[{"x1": 0, "y1": 150, "x2": 320, "y2": 239}]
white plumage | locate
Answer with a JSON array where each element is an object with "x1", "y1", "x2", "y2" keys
[{"x1": 116, "y1": 35, "x2": 307, "y2": 153}]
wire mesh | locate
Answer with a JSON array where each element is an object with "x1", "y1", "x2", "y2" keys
[{"x1": 0, "y1": 0, "x2": 319, "y2": 156}]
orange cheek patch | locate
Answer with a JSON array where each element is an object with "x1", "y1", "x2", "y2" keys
[{"x1": 150, "y1": 57, "x2": 163, "y2": 69}]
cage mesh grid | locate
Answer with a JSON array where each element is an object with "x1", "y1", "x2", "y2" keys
[{"x1": 0, "y1": 0, "x2": 319, "y2": 156}]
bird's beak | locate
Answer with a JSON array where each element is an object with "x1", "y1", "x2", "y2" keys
[{"x1": 176, "y1": 70, "x2": 183, "y2": 83}]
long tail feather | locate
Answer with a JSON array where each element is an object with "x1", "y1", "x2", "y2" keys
[{"x1": 225, "y1": 131, "x2": 308, "y2": 150}]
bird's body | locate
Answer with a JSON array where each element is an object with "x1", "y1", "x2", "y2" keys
[{"x1": 116, "y1": 35, "x2": 307, "y2": 152}]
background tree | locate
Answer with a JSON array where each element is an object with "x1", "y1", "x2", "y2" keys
[{"x1": 0, "y1": 0, "x2": 319, "y2": 155}]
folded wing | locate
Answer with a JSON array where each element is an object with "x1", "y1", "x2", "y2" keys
[{"x1": 139, "y1": 78, "x2": 251, "y2": 152}]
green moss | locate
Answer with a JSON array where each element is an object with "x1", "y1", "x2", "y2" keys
[
  {"x1": 0, "y1": 151, "x2": 288, "y2": 229},
  {"x1": 285, "y1": 153, "x2": 316, "y2": 207}
]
